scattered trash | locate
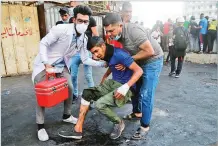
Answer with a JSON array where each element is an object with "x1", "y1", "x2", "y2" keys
[
  {"x1": 126, "y1": 139, "x2": 130, "y2": 142},
  {"x1": 2, "y1": 90, "x2": 10, "y2": 96}
]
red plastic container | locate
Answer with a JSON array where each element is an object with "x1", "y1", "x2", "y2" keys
[{"x1": 35, "y1": 73, "x2": 69, "y2": 108}]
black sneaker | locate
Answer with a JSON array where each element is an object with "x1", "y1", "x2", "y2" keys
[
  {"x1": 58, "y1": 129, "x2": 82, "y2": 139},
  {"x1": 169, "y1": 71, "x2": 176, "y2": 76},
  {"x1": 175, "y1": 74, "x2": 180, "y2": 78},
  {"x1": 110, "y1": 120, "x2": 125, "y2": 139},
  {"x1": 72, "y1": 94, "x2": 78, "y2": 104}
]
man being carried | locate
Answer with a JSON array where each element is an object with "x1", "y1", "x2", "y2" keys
[{"x1": 58, "y1": 36, "x2": 143, "y2": 140}]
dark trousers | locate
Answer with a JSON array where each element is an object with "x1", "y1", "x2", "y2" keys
[
  {"x1": 199, "y1": 34, "x2": 208, "y2": 52},
  {"x1": 171, "y1": 55, "x2": 184, "y2": 75},
  {"x1": 166, "y1": 46, "x2": 173, "y2": 62},
  {"x1": 163, "y1": 35, "x2": 169, "y2": 51},
  {"x1": 131, "y1": 77, "x2": 142, "y2": 113},
  {"x1": 207, "y1": 30, "x2": 217, "y2": 52},
  {"x1": 166, "y1": 53, "x2": 170, "y2": 62}
]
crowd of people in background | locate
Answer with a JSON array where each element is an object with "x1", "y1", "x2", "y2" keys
[
  {"x1": 151, "y1": 14, "x2": 217, "y2": 56},
  {"x1": 149, "y1": 13, "x2": 217, "y2": 76},
  {"x1": 150, "y1": 13, "x2": 214, "y2": 77}
]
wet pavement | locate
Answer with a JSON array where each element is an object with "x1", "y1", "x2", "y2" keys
[{"x1": 1, "y1": 63, "x2": 217, "y2": 146}]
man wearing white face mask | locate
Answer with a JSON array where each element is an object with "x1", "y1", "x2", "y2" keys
[
  {"x1": 32, "y1": 5, "x2": 107, "y2": 142},
  {"x1": 68, "y1": 2, "x2": 99, "y2": 102}
]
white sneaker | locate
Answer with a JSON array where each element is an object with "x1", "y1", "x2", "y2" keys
[
  {"x1": 63, "y1": 115, "x2": 78, "y2": 124},
  {"x1": 38, "y1": 128, "x2": 49, "y2": 141}
]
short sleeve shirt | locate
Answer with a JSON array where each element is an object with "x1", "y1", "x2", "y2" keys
[
  {"x1": 163, "y1": 22, "x2": 170, "y2": 35},
  {"x1": 121, "y1": 23, "x2": 163, "y2": 65},
  {"x1": 109, "y1": 48, "x2": 135, "y2": 89},
  {"x1": 183, "y1": 21, "x2": 190, "y2": 29},
  {"x1": 208, "y1": 20, "x2": 217, "y2": 30},
  {"x1": 199, "y1": 18, "x2": 208, "y2": 34}
]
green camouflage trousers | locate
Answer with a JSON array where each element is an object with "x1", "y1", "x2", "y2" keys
[{"x1": 82, "y1": 79, "x2": 133, "y2": 124}]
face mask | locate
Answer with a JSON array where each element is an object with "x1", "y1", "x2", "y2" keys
[
  {"x1": 112, "y1": 34, "x2": 121, "y2": 41},
  {"x1": 62, "y1": 19, "x2": 69, "y2": 23},
  {"x1": 76, "y1": 23, "x2": 88, "y2": 34},
  {"x1": 62, "y1": 16, "x2": 70, "y2": 23}
]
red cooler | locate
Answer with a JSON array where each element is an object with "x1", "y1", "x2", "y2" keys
[{"x1": 35, "y1": 73, "x2": 69, "y2": 108}]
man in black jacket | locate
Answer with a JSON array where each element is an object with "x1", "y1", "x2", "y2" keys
[
  {"x1": 169, "y1": 17, "x2": 189, "y2": 78},
  {"x1": 189, "y1": 16, "x2": 200, "y2": 52}
]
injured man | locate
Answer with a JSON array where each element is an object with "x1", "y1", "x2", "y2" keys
[{"x1": 58, "y1": 36, "x2": 143, "y2": 140}]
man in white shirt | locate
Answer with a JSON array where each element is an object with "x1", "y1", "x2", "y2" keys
[
  {"x1": 32, "y1": 5, "x2": 106, "y2": 142},
  {"x1": 151, "y1": 27, "x2": 162, "y2": 44}
]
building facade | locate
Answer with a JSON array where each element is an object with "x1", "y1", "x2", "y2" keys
[{"x1": 184, "y1": 1, "x2": 218, "y2": 21}]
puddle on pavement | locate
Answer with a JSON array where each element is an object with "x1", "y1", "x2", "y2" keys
[{"x1": 50, "y1": 132, "x2": 123, "y2": 146}]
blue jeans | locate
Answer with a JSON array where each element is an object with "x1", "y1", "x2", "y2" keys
[
  {"x1": 131, "y1": 77, "x2": 142, "y2": 113},
  {"x1": 140, "y1": 57, "x2": 163, "y2": 127},
  {"x1": 70, "y1": 52, "x2": 94, "y2": 97},
  {"x1": 190, "y1": 34, "x2": 199, "y2": 52}
]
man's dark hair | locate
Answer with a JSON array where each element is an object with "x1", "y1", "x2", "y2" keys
[
  {"x1": 73, "y1": 5, "x2": 92, "y2": 18},
  {"x1": 205, "y1": 16, "x2": 209, "y2": 20},
  {"x1": 103, "y1": 13, "x2": 122, "y2": 26},
  {"x1": 122, "y1": 2, "x2": 132, "y2": 11},
  {"x1": 190, "y1": 16, "x2": 195, "y2": 20},
  {"x1": 59, "y1": 7, "x2": 69, "y2": 15},
  {"x1": 200, "y1": 13, "x2": 204, "y2": 16},
  {"x1": 87, "y1": 36, "x2": 105, "y2": 50}
]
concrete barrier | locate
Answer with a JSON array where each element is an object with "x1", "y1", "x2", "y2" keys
[{"x1": 164, "y1": 52, "x2": 218, "y2": 64}]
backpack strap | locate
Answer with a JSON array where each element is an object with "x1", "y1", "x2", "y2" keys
[{"x1": 179, "y1": 27, "x2": 189, "y2": 43}]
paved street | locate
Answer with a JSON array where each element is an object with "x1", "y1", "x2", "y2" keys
[{"x1": 1, "y1": 63, "x2": 217, "y2": 146}]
